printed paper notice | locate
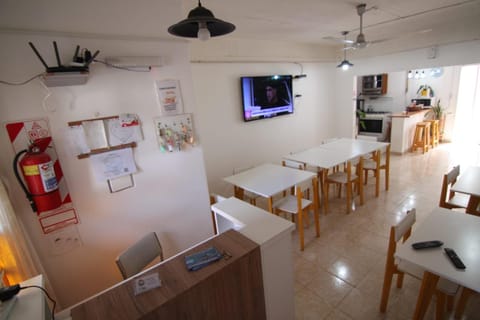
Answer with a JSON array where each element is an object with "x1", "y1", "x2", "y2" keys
[
  {"x1": 82, "y1": 120, "x2": 108, "y2": 150},
  {"x1": 69, "y1": 125, "x2": 90, "y2": 155},
  {"x1": 106, "y1": 114, "x2": 143, "y2": 146},
  {"x1": 90, "y1": 148, "x2": 137, "y2": 181},
  {"x1": 155, "y1": 79, "x2": 183, "y2": 115}
]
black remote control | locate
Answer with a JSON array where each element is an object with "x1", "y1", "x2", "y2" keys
[
  {"x1": 444, "y1": 248, "x2": 466, "y2": 269},
  {"x1": 411, "y1": 240, "x2": 443, "y2": 250}
]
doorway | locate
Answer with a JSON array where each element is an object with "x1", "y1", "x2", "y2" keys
[{"x1": 452, "y1": 64, "x2": 480, "y2": 165}]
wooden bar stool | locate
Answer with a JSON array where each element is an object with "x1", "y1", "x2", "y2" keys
[
  {"x1": 426, "y1": 119, "x2": 440, "y2": 148},
  {"x1": 411, "y1": 122, "x2": 431, "y2": 153}
]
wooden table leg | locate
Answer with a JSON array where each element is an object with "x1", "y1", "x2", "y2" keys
[
  {"x1": 316, "y1": 169, "x2": 323, "y2": 209},
  {"x1": 322, "y1": 170, "x2": 329, "y2": 215},
  {"x1": 412, "y1": 271, "x2": 440, "y2": 320},
  {"x1": 312, "y1": 177, "x2": 320, "y2": 237},
  {"x1": 267, "y1": 197, "x2": 273, "y2": 213},
  {"x1": 466, "y1": 195, "x2": 480, "y2": 216},
  {"x1": 358, "y1": 158, "x2": 364, "y2": 205}
]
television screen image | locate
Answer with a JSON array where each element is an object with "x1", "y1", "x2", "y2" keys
[{"x1": 241, "y1": 75, "x2": 293, "y2": 122}]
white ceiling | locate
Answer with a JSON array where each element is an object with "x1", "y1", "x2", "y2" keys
[{"x1": 1, "y1": 0, "x2": 479, "y2": 58}]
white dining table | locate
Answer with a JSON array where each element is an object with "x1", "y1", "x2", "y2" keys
[
  {"x1": 395, "y1": 207, "x2": 480, "y2": 320},
  {"x1": 223, "y1": 163, "x2": 318, "y2": 213},
  {"x1": 317, "y1": 137, "x2": 390, "y2": 156},
  {"x1": 451, "y1": 166, "x2": 480, "y2": 214},
  {"x1": 284, "y1": 137, "x2": 389, "y2": 173},
  {"x1": 283, "y1": 138, "x2": 389, "y2": 213}
]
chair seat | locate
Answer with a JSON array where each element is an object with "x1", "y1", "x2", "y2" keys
[
  {"x1": 244, "y1": 190, "x2": 259, "y2": 200},
  {"x1": 327, "y1": 171, "x2": 358, "y2": 184},
  {"x1": 397, "y1": 259, "x2": 459, "y2": 295},
  {"x1": 447, "y1": 193, "x2": 470, "y2": 208},
  {"x1": 363, "y1": 158, "x2": 386, "y2": 170},
  {"x1": 273, "y1": 195, "x2": 312, "y2": 214}
]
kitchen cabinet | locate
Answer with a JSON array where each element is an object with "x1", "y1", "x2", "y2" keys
[{"x1": 362, "y1": 74, "x2": 388, "y2": 96}]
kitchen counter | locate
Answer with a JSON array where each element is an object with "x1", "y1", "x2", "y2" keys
[
  {"x1": 390, "y1": 109, "x2": 431, "y2": 118},
  {"x1": 390, "y1": 109, "x2": 430, "y2": 153}
]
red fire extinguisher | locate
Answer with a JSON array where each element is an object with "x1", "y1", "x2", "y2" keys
[{"x1": 13, "y1": 142, "x2": 62, "y2": 214}]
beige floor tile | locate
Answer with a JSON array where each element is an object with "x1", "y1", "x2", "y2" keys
[
  {"x1": 294, "y1": 258, "x2": 322, "y2": 286},
  {"x1": 304, "y1": 268, "x2": 354, "y2": 307},
  {"x1": 324, "y1": 310, "x2": 354, "y2": 320},
  {"x1": 292, "y1": 142, "x2": 480, "y2": 320},
  {"x1": 295, "y1": 287, "x2": 334, "y2": 320}
]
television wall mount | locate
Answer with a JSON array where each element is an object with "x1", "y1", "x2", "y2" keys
[{"x1": 29, "y1": 41, "x2": 99, "y2": 73}]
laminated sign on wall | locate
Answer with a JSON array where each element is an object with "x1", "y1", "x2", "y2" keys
[{"x1": 155, "y1": 79, "x2": 183, "y2": 115}]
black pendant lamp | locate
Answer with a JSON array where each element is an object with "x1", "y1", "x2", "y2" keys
[
  {"x1": 337, "y1": 31, "x2": 354, "y2": 70},
  {"x1": 168, "y1": 1, "x2": 235, "y2": 41}
]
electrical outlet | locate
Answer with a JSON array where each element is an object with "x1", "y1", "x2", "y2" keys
[{"x1": 48, "y1": 226, "x2": 82, "y2": 255}]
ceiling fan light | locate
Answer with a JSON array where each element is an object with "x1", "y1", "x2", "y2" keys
[
  {"x1": 168, "y1": 1, "x2": 235, "y2": 39},
  {"x1": 337, "y1": 60, "x2": 353, "y2": 70}
]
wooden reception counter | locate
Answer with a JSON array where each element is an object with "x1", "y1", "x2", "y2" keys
[
  {"x1": 58, "y1": 197, "x2": 294, "y2": 320},
  {"x1": 71, "y1": 230, "x2": 265, "y2": 320}
]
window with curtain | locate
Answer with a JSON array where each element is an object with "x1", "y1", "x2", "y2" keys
[{"x1": 0, "y1": 178, "x2": 39, "y2": 285}]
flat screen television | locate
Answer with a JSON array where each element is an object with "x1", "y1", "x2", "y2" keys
[{"x1": 241, "y1": 75, "x2": 293, "y2": 122}]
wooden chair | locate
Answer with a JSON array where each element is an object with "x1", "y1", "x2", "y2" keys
[
  {"x1": 210, "y1": 193, "x2": 227, "y2": 234},
  {"x1": 282, "y1": 159, "x2": 307, "y2": 194},
  {"x1": 379, "y1": 209, "x2": 458, "y2": 318},
  {"x1": 273, "y1": 177, "x2": 319, "y2": 251},
  {"x1": 115, "y1": 232, "x2": 164, "y2": 279},
  {"x1": 363, "y1": 144, "x2": 390, "y2": 197},
  {"x1": 324, "y1": 157, "x2": 364, "y2": 214},
  {"x1": 282, "y1": 159, "x2": 313, "y2": 226},
  {"x1": 232, "y1": 166, "x2": 260, "y2": 205},
  {"x1": 439, "y1": 165, "x2": 469, "y2": 210}
]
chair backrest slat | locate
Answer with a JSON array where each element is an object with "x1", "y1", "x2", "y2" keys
[{"x1": 393, "y1": 209, "x2": 416, "y2": 242}]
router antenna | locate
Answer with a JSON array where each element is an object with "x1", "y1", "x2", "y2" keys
[
  {"x1": 85, "y1": 50, "x2": 100, "y2": 66},
  {"x1": 53, "y1": 41, "x2": 62, "y2": 66},
  {"x1": 28, "y1": 42, "x2": 50, "y2": 69},
  {"x1": 72, "y1": 45, "x2": 80, "y2": 62}
]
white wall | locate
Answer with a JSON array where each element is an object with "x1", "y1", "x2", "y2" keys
[
  {"x1": 191, "y1": 62, "x2": 335, "y2": 196},
  {"x1": 0, "y1": 33, "x2": 212, "y2": 308}
]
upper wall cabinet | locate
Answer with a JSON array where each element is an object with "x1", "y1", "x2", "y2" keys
[{"x1": 362, "y1": 74, "x2": 388, "y2": 96}]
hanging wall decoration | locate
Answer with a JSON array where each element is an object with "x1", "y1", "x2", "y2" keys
[{"x1": 153, "y1": 114, "x2": 195, "y2": 153}]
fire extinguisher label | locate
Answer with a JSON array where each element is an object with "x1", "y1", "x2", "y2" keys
[
  {"x1": 39, "y1": 161, "x2": 58, "y2": 192},
  {"x1": 23, "y1": 164, "x2": 40, "y2": 176}
]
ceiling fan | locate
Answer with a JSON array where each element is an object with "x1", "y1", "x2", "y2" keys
[{"x1": 324, "y1": 3, "x2": 387, "y2": 50}]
